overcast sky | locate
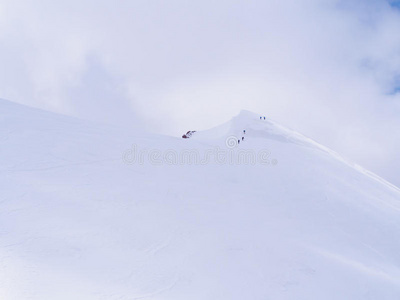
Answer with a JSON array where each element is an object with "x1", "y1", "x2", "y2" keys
[{"x1": 0, "y1": 0, "x2": 399, "y2": 186}]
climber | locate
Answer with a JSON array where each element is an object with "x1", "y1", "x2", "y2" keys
[{"x1": 242, "y1": 137, "x2": 244, "y2": 141}]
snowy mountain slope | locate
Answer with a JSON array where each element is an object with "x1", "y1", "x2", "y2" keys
[{"x1": 1, "y1": 99, "x2": 400, "y2": 299}]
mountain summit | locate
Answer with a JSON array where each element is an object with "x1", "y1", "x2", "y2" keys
[{"x1": 1, "y1": 101, "x2": 400, "y2": 299}]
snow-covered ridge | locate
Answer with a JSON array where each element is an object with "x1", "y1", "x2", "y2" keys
[
  {"x1": 1, "y1": 100, "x2": 400, "y2": 299},
  {"x1": 246, "y1": 114, "x2": 400, "y2": 191},
  {"x1": 196, "y1": 109, "x2": 400, "y2": 195}
]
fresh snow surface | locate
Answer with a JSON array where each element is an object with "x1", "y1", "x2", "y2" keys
[{"x1": 1, "y1": 99, "x2": 400, "y2": 299}]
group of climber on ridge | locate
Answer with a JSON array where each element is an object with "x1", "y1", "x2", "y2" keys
[
  {"x1": 238, "y1": 129, "x2": 246, "y2": 144},
  {"x1": 237, "y1": 115, "x2": 266, "y2": 144}
]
